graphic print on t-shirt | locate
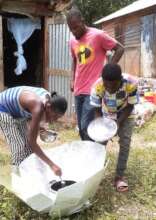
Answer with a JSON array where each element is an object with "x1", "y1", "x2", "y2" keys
[{"x1": 75, "y1": 44, "x2": 95, "y2": 65}]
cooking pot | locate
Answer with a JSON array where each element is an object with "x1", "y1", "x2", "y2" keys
[
  {"x1": 87, "y1": 117, "x2": 117, "y2": 143},
  {"x1": 49, "y1": 180, "x2": 76, "y2": 192}
]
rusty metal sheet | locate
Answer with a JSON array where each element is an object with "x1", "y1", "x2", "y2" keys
[{"x1": 141, "y1": 14, "x2": 155, "y2": 77}]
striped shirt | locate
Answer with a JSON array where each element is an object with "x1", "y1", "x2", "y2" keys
[
  {"x1": 0, "y1": 86, "x2": 50, "y2": 118},
  {"x1": 90, "y1": 74, "x2": 138, "y2": 119}
]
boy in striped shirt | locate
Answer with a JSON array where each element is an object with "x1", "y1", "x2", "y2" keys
[{"x1": 90, "y1": 64, "x2": 138, "y2": 192}]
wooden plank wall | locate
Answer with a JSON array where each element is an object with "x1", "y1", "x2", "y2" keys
[
  {"x1": 0, "y1": 16, "x2": 4, "y2": 91},
  {"x1": 102, "y1": 22, "x2": 115, "y2": 38},
  {"x1": 123, "y1": 16, "x2": 141, "y2": 76},
  {"x1": 102, "y1": 16, "x2": 141, "y2": 76},
  {"x1": 102, "y1": 22, "x2": 125, "y2": 68}
]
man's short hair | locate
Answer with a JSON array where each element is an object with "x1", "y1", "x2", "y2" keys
[
  {"x1": 66, "y1": 7, "x2": 83, "y2": 22},
  {"x1": 102, "y1": 64, "x2": 122, "y2": 81}
]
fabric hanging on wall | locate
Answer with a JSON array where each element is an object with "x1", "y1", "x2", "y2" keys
[{"x1": 7, "y1": 18, "x2": 41, "y2": 76}]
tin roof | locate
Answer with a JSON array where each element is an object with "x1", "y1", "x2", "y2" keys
[{"x1": 94, "y1": 0, "x2": 156, "y2": 24}]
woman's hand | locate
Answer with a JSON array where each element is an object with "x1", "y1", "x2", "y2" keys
[{"x1": 50, "y1": 163, "x2": 62, "y2": 176}]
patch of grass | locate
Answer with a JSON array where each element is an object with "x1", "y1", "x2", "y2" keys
[
  {"x1": 69, "y1": 147, "x2": 156, "y2": 220},
  {"x1": 0, "y1": 116, "x2": 156, "y2": 219},
  {"x1": 0, "y1": 186, "x2": 50, "y2": 220},
  {"x1": 0, "y1": 153, "x2": 10, "y2": 165},
  {"x1": 134, "y1": 114, "x2": 156, "y2": 143}
]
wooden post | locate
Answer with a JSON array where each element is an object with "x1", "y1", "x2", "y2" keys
[
  {"x1": 43, "y1": 17, "x2": 49, "y2": 89},
  {"x1": 0, "y1": 16, "x2": 4, "y2": 91}
]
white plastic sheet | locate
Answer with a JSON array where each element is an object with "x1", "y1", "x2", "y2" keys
[
  {"x1": 11, "y1": 141, "x2": 107, "y2": 217},
  {"x1": 7, "y1": 18, "x2": 41, "y2": 75}
]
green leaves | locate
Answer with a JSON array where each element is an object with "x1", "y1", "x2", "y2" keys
[{"x1": 74, "y1": 0, "x2": 136, "y2": 25}]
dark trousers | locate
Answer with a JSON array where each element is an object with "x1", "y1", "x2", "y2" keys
[
  {"x1": 116, "y1": 118, "x2": 134, "y2": 177},
  {"x1": 75, "y1": 95, "x2": 95, "y2": 140}
]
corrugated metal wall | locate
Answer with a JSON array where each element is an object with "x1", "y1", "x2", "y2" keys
[
  {"x1": 48, "y1": 21, "x2": 75, "y2": 118},
  {"x1": 49, "y1": 23, "x2": 71, "y2": 70},
  {"x1": 141, "y1": 14, "x2": 156, "y2": 78}
]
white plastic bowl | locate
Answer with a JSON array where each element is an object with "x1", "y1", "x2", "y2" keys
[{"x1": 87, "y1": 117, "x2": 117, "y2": 142}]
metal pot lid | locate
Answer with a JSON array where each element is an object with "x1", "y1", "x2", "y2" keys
[{"x1": 87, "y1": 117, "x2": 117, "y2": 142}]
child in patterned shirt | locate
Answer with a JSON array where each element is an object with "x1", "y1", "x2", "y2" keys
[{"x1": 90, "y1": 63, "x2": 138, "y2": 192}]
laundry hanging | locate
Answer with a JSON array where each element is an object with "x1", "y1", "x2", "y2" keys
[{"x1": 7, "y1": 18, "x2": 41, "y2": 75}]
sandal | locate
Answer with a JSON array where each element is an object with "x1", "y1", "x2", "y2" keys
[{"x1": 114, "y1": 176, "x2": 128, "y2": 192}]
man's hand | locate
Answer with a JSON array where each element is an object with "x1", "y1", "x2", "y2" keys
[
  {"x1": 70, "y1": 80, "x2": 74, "y2": 92},
  {"x1": 50, "y1": 163, "x2": 62, "y2": 176},
  {"x1": 70, "y1": 58, "x2": 76, "y2": 92},
  {"x1": 110, "y1": 42, "x2": 124, "y2": 64}
]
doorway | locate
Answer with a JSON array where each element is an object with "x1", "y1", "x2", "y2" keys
[{"x1": 2, "y1": 17, "x2": 43, "y2": 88}]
